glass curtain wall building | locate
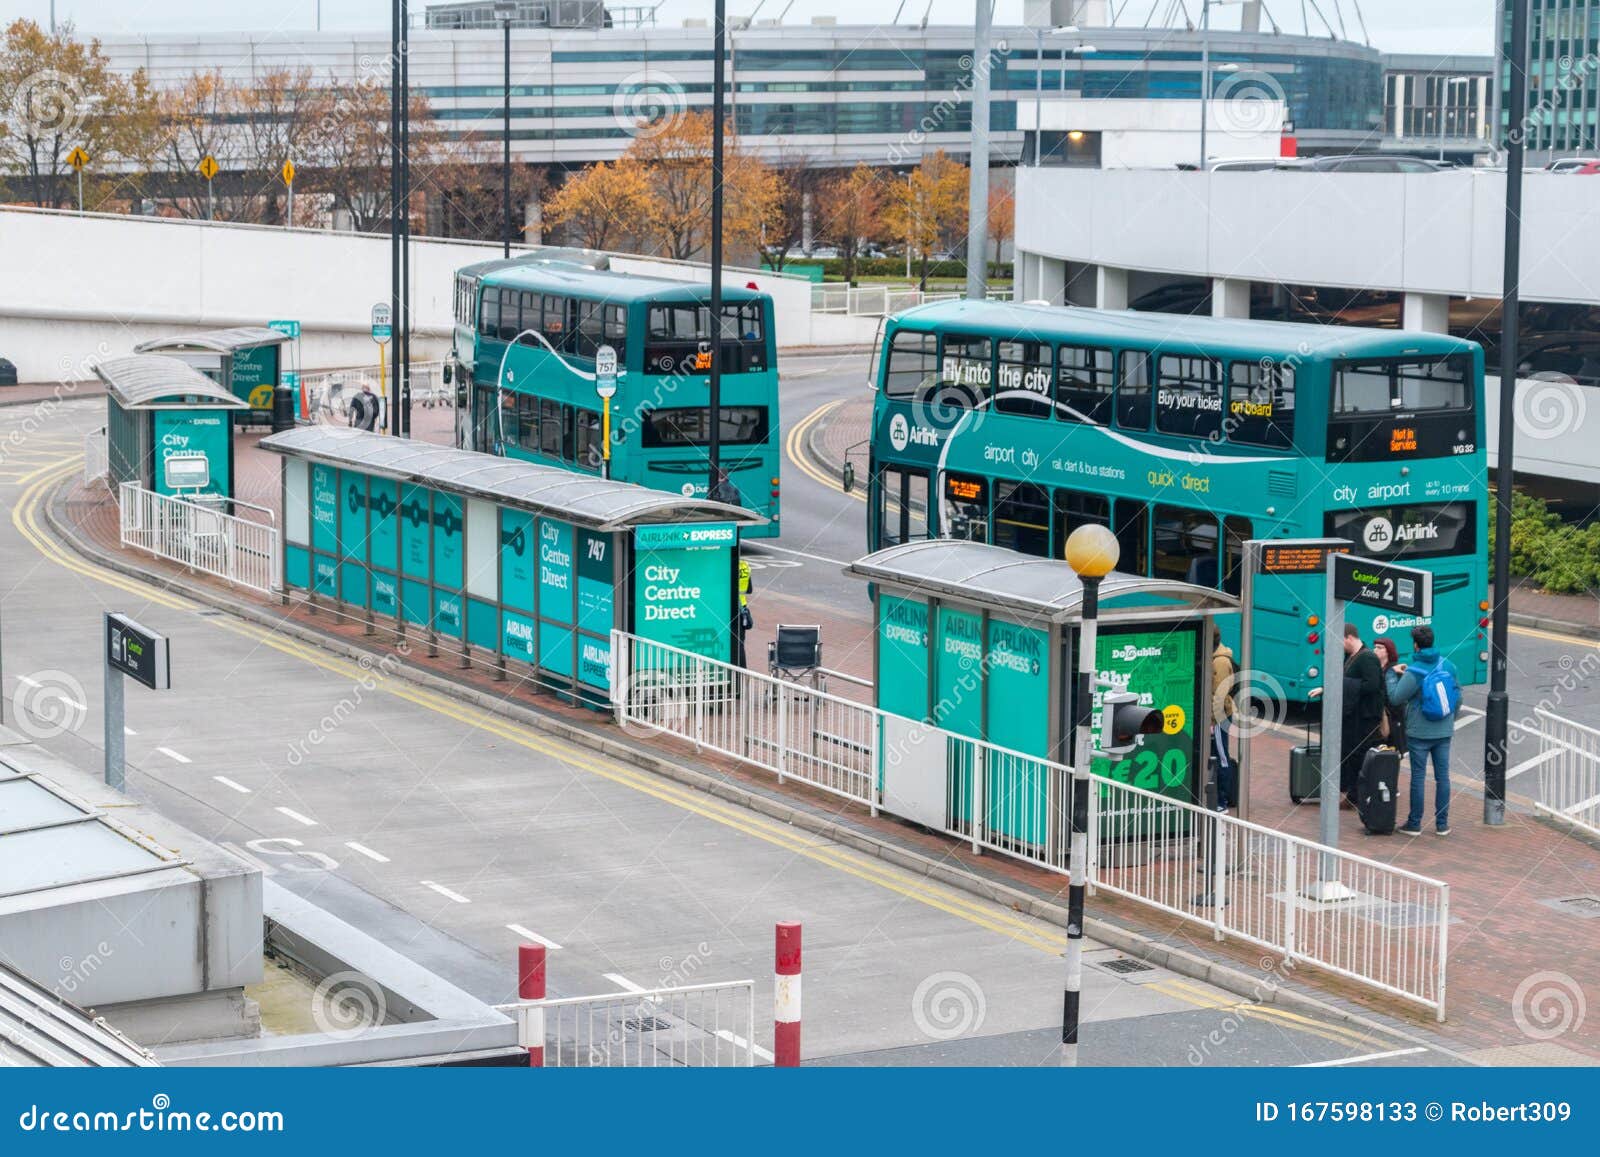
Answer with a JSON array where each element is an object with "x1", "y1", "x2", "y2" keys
[{"x1": 1498, "y1": 0, "x2": 1600, "y2": 157}]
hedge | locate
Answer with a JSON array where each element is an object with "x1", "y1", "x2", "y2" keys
[
  {"x1": 806, "y1": 257, "x2": 1014, "y2": 280},
  {"x1": 1488, "y1": 491, "x2": 1600, "y2": 593}
]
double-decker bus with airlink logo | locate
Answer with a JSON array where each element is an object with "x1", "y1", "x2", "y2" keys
[{"x1": 863, "y1": 300, "x2": 1488, "y2": 704}]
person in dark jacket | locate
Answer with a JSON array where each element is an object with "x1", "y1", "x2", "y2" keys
[
  {"x1": 1373, "y1": 637, "x2": 1408, "y2": 753},
  {"x1": 1340, "y1": 623, "x2": 1385, "y2": 807}
]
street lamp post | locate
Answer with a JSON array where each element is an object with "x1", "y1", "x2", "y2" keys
[
  {"x1": 1060, "y1": 523, "x2": 1120, "y2": 1067},
  {"x1": 1486, "y1": 0, "x2": 1532, "y2": 826},
  {"x1": 708, "y1": 0, "x2": 727, "y2": 496},
  {"x1": 965, "y1": 0, "x2": 993, "y2": 302},
  {"x1": 496, "y1": 1, "x2": 516, "y2": 258},
  {"x1": 1199, "y1": 0, "x2": 1246, "y2": 170},
  {"x1": 1032, "y1": 25, "x2": 1082, "y2": 167}
]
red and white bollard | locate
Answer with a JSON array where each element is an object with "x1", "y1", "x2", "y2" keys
[
  {"x1": 518, "y1": 942, "x2": 546, "y2": 1068},
  {"x1": 774, "y1": 921, "x2": 801, "y2": 1067}
]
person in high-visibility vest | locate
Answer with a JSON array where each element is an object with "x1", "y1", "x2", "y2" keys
[{"x1": 736, "y1": 555, "x2": 753, "y2": 668}]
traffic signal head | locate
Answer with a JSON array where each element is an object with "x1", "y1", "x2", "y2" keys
[{"x1": 1098, "y1": 690, "x2": 1164, "y2": 760}]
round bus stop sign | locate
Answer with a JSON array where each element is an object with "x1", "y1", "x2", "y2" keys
[{"x1": 595, "y1": 344, "x2": 618, "y2": 399}]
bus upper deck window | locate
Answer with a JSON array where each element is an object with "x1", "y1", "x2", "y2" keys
[
  {"x1": 884, "y1": 331, "x2": 937, "y2": 398},
  {"x1": 1228, "y1": 361, "x2": 1295, "y2": 447},
  {"x1": 1117, "y1": 352, "x2": 1153, "y2": 431}
]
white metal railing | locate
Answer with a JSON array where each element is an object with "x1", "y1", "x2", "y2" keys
[
  {"x1": 302, "y1": 359, "x2": 447, "y2": 425},
  {"x1": 118, "y1": 481, "x2": 280, "y2": 595},
  {"x1": 610, "y1": 629, "x2": 1449, "y2": 1018},
  {"x1": 83, "y1": 425, "x2": 108, "y2": 487},
  {"x1": 497, "y1": 980, "x2": 759, "y2": 1067},
  {"x1": 1534, "y1": 708, "x2": 1600, "y2": 840},
  {"x1": 810, "y1": 285, "x2": 1011, "y2": 316}
]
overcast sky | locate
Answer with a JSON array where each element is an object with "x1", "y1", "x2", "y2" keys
[{"x1": 14, "y1": 1, "x2": 1496, "y2": 56}]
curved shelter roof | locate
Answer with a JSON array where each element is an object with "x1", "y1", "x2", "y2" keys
[
  {"x1": 134, "y1": 326, "x2": 291, "y2": 354},
  {"x1": 845, "y1": 540, "x2": 1239, "y2": 625},
  {"x1": 261, "y1": 426, "x2": 766, "y2": 533},
  {"x1": 94, "y1": 355, "x2": 249, "y2": 411}
]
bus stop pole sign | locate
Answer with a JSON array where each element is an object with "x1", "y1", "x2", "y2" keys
[
  {"x1": 1314, "y1": 554, "x2": 1432, "y2": 902},
  {"x1": 595, "y1": 344, "x2": 619, "y2": 479},
  {"x1": 105, "y1": 613, "x2": 171, "y2": 791}
]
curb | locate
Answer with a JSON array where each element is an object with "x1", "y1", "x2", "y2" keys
[
  {"x1": 46, "y1": 484, "x2": 1454, "y2": 1050},
  {"x1": 1508, "y1": 611, "x2": 1600, "y2": 642}
]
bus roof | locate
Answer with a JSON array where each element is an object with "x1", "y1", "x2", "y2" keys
[
  {"x1": 889, "y1": 300, "x2": 1479, "y2": 361},
  {"x1": 464, "y1": 260, "x2": 770, "y2": 306}
]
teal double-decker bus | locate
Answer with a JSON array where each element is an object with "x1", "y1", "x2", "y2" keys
[
  {"x1": 450, "y1": 259, "x2": 781, "y2": 537},
  {"x1": 866, "y1": 301, "x2": 1489, "y2": 704}
]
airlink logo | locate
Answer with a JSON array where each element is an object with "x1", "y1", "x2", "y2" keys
[
  {"x1": 888, "y1": 412, "x2": 940, "y2": 452},
  {"x1": 1110, "y1": 644, "x2": 1162, "y2": 663}
]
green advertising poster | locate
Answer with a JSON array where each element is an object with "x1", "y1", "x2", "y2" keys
[
  {"x1": 1090, "y1": 625, "x2": 1200, "y2": 805},
  {"x1": 538, "y1": 518, "x2": 574, "y2": 623},
  {"x1": 152, "y1": 410, "x2": 232, "y2": 497},
  {"x1": 933, "y1": 606, "x2": 983, "y2": 739},
  {"x1": 400, "y1": 485, "x2": 430, "y2": 579},
  {"x1": 577, "y1": 634, "x2": 611, "y2": 691},
  {"x1": 311, "y1": 463, "x2": 338, "y2": 554},
  {"x1": 576, "y1": 529, "x2": 613, "y2": 636},
  {"x1": 502, "y1": 609, "x2": 538, "y2": 663},
  {"x1": 229, "y1": 345, "x2": 280, "y2": 414},
  {"x1": 632, "y1": 525, "x2": 735, "y2": 662},
  {"x1": 876, "y1": 595, "x2": 930, "y2": 723},
  {"x1": 500, "y1": 509, "x2": 536, "y2": 612}
]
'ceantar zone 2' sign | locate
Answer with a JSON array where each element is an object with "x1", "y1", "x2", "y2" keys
[{"x1": 1330, "y1": 553, "x2": 1433, "y2": 617}]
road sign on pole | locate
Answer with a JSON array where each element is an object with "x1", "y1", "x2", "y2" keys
[
  {"x1": 281, "y1": 158, "x2": 296, "y2": 226},
  {"x1": 104, "y1": 613, "x2": 171, "y2": 791},
  {"x1": 595, "y1": 344, "x2": 618, "y2": 479},
  {"x1": 371, "y1": 303, "x2": 392, "y2": 344},
  {"x1": 68, "y1": 146, "x2": 89, "y2": 214},
  {"x1": 1331, "y1": 553, "x2": 1434, "y2": 618},
  {"x1": 199, "y1": 154, "x2": 218, "y2": 221}
]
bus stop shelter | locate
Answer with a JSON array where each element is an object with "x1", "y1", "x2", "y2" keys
[
  {"x1": 96, "y1": 355, "x2": 247, "y2": 499},
  {"x1": 847, "y1": 540, "x2": 1238, "y2": 819},
  {"x1": 135, "y1": 326, "x2": 291, "y2": 425},
  {"x1": 262, "y1": 427, "x2": 764, "y2": 705}
]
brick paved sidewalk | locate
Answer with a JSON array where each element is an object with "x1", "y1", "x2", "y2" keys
[{"x1": 56, "y1": 406, "x2": 1600, "y2": 1062}]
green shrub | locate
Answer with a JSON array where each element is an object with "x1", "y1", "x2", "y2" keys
[{"x1": 1490, "y1": 490, "x2": 1600, "y2": 593}]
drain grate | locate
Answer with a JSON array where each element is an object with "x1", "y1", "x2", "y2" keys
[
  {"x1": 1099, "y1": 958, "x2": 1155, "y2": 975},
  {"x1": 622, "y1": 1016, "x2": 674, "y2": 1032}
]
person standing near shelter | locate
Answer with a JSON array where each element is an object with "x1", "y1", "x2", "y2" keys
[
  {"x1": 1209, "y1": 628, "x2": 1238, "y2": 812},
  {"x1": 1340, "y1": 624, "x2": 1385, "y2": 808},
  {"x1": 735, "y1": 553, "x2": 754, "y2": 669},
  {"x1": 348, "y1": 382, "x2": 380, "y2": 431},
  {"x1": 1386, "y1": 625, "x2": 1461, "y2": 835}
]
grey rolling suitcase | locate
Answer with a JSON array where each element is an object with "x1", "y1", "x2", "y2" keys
[{"x1": 1289, "y1": 714, "x2": 1321, "y2": 805}]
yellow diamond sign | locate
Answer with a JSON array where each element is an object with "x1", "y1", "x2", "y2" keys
[
  {"x1": 66, "y1": 146, "x2": 90, "y2": 171},
  {"x1": 281, "y1": 159, "x2": 296, "y2": 185},
  {"x1": 199, "y1": 155, "x2": 219, "y2": 180}
]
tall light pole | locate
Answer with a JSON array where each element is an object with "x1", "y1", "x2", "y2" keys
[
  {"x1": 1198, "y1": 0, "x2": 1246, "y2": 170},
  {"x1": 708, "y1": 0, "x2": 727, "y2": 495},
  {"x1": 496, "y1": 1, "x2": 516, "y2": 257},
  {"x1": 1485, "y1": 0, "x2": 1531, "y2": 827},
  {"x1": 965, "y1": 0, "x2": 993, "y2": 301},
  {"x1": 1061, "y1": 523, "x2": 1120, "y2": 1067},
  {"x1": 1032, "y1": 25, "x2": 1080, "y2": 167}
]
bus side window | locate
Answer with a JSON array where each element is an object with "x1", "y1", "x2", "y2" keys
[
  {"x1": 1117, "y1": 351, "x2": 1153, "y2": 431},
  {"x1": 498, "y1": 288, "x2": 520, "y2": 342},
  {"x1": 1228, "y1": 361, "x2": 1295, "y2": 447},
  {"x1": 517, "y1": 293, "x2": 539, "y2": 344},
  {"x1": 1051, "y1": 489, "x2": 1110, "y2": 559},
  {"x1": 499, "y1": 392, "x2": 520, "y2": 446},
  {"x1": 575, "y1": 409, "x2": 602, "y2": 469},
  {"x1": 543, "y1": 295, "x2": 570, "y2": 351},
  {"x1": 938, "y1": 334, "x2": 993, "y2": 409},
  {"x1": 561, "y1": 404, "x2": 576, "y2": 463},
  {"x1": 576, "y1": 300, "x2": 604, "y2": 358},
  {"x1": 540, "y1": 399, "x2": 562, "y2": 458},
  {"x1": 1155, "y1": 354, "x2": 1224, "y2": 439},
  {"x1": 518, "y1": 395, "x2": 539, "y2": 452},
  {"x1": 604, "y1": 305, "x2": 628, "y2": 344},
  {"x1": 1222, "y1": 515, "x2": 1252, "y2": 596},
  {"x1": 995, "y1": 341, "x2": 1053, "y2": 417},
  {"x1": 1112, "y1": 500, "x2": 1149, "y2": 576},
  {"x1": 884, "y1": 330, "x2": 937, "y2": 398},
  {"x1": 942, "y1": 474, "x2": 988, "y2": 543},
  {"x1": 1153, "y1": 504, "x2": 1220, "y2": 587},
  {"x1": 479, "y1": 290, "x2": 499, "y2": 339},
  {"x1": 1057, "y1": 345, "x2": 1114, "y2": 425},
  {"x1": 993, "y1": 480, "x2": 1050, "y2": 556}
]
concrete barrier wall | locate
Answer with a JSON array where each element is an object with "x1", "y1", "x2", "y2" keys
[{"x1": 0, "y1": 208, "x2": 820, "y2": 382}]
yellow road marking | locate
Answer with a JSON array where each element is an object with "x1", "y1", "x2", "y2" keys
[
  {"x1": 1152, "y1": 977, "x2": 1388, "y2": 1050},
  {"x1": 786, "y1": 399, "x2": 864, "y2": 503},
  {"x1": 1508, "y1": 623, "x2": 1600, "y2": 649}
]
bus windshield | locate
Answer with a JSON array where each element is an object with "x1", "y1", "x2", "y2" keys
[
  {"x1": 1331, "y1": 355, "x2": 1471, "y2": 415},
  {"x1": 645, "y1": 301, "x2": 768, "y2": 375}
]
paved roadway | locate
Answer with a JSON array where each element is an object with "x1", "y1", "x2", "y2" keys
[{"x1": 0, "y1": 394, "x2": 1463, "y2": 1067}]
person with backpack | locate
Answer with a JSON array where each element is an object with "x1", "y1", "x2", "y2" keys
[{"x1": 1386, "y1": 624, "x2": 1461, "y2": 835}]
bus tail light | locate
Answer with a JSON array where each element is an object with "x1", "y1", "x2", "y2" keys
[
  {"x1": 771, "y1": 489, "x2": 780, "y2": 497},
  {"x1": 1479, "y1": 617, "x2": 1489, "y2": 627},
  {"x1": 1307, "y1": 632, "x2": 1319, "y2": 644}
]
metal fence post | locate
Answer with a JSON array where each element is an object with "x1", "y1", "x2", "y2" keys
[
  {"x1": 1212, "y1": 819, "x2": 1229, "y2": 941},
  {"x1": 775, "y1": 680, "x2": 788, "y2": 785},
  {"x1": 1435, "y1": 883, "x2": 1449, "y2": 1023},
  {"x1": 971, "y1": 742, "x2": 985, "y2": 856},
  {"x1": 1283, "y1": 841, "x2": 1299, "y2": 962},
  {"x1": 694, "y1": 656, "x2": 706, "y2": 751}
]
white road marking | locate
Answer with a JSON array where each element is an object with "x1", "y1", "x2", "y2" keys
[
  {"x1": 421, "y1": 880, "x2": 471, "y2": 903},
  {"x1": 1299, "y1": 1046, "x2": 1429, "y2": 1067},
  {"x1": 756, "y1": 543, "x2": 850, "y2": 566},
  {"x1": 16, "y1": 675, "x2": 87, "y2": 710},
  {"x1": 1506, "y1": 749, "x2": 1559, "y2": 781},
  {"x1": 344, "y1": 841, "x2": 391, "y2": 863},
  {"x1": 506, "y1": 923, "x2": 563, "y2": 950},
  {"x1": 275, "y1": 806, "x2": 318, "y2": 826},
  {"x1": 212, "y1": 776, "x2": 251, "y2": 794},
  {"x1": 1453, "y1": 712, "x2": 1483, "y2": 731},
  {"x1": 156, "y1": 746, "x2": 191, "y2": 764},
  {"x1": 716, "y1": 1028, "x2": 776, "y2": 1062}
]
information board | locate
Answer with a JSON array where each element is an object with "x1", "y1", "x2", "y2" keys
[
  {"x1": 632, "y1": 525, "x2": 735, "y2": 662},
  {"x1": 152, "y1": 411, "x2": 231, "y2": 498},
  {"x1": 985, "y1": 618, "x2": 1049, "y2": 756},
  {"x1": 1331, "y1": 553, "x2": 1434, "y2": 617},
  {"x1": 576, "y1": 530, "x2": 613, "y2": 636},
  {"x1": 538, "y1": 519, "x2": 574, "y2": 623},
  {"x1": 933, "y1": 606, "x2": 983, "y2": 739}
]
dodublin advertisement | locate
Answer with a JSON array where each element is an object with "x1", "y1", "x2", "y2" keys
[{"x1": 1091, "y1": 624, "x2": 1200, "y2": 807}]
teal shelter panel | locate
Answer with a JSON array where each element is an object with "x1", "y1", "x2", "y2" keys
[
  {"x1": 372, "y1": 571, "x2": 399, "y2": 618},
  {"x1": 285, "y1": 544, "x2": 310, "y2": 590},
  {"x1": 340, "y1": 561, "x2": 367, "y2": 607},
  {"x1": 400, "y1": 485, "x2": 431, "y2": 579},
  {"x1": 984, "y1": 617, "x2": 1051, "y2": 845},
  {"x1": 876, "y1": 595, "x2": 930, "y2": 723},
  {"x1": 312, "y1": 554, "x2": 337, "y2": 598},
  {"x1": 432, "y1": 491, "x2": 464, "y2": 589},
  {"x1": 632, "y1": 523, "x2": 737, "y2": 663},
  {"x1": 576, "y1": 530, "x2": 614, "y2": 636},
  {"x1": 541, "y1": 623, "x2": 573, "y2": 677},
  {"x1": 368, "y1": 477, "x2": 399, "y2": 572},
  {"x1": 467, "y1": 598, "x2": 498, "y2": 651},
  {"x1": 500, "y1": 509, "x2": 537, "y2": 612},
  {"x1": 577, "y1": 633, "x2": 611, "y2": 690},
  {"x1": 152, "y1": 410, "x2": 232, "y2": 498},
  {"x1": 402, "y1": 578, "x2": 430, "y2": 626},
  {"x1": 538, "y1": 518, "x2": 575, "y2": 624},
  {"x1": 434, "y1": 589, "x2": 464, "y2": 638},
  {"x1": 340, "y1": 470, "x2": 368, "y2": 560},
  {"x1": 503, "y1": 609, "x2": 538, "y2": 663},
  {"x1": 933, "y1": 606, "x2": 984, "y2": 739},
  {"x1": 311, "y1": 464, "x2": 338, "y2": 554}
]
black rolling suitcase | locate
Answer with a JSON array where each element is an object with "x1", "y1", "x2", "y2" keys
[
  {"x1": 1357, "y1": 745, "x2": 1402, "y2": 835},
  {"x1": 1289, "y1": 713, "x2": 1321, "y2": 804}
]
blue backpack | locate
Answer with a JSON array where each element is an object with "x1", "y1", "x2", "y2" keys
[{"x1": 1417, "y1": 657, "x2": 1461, "y2": 721}]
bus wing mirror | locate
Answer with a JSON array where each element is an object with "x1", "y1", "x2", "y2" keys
[
  {"x1": 842, "y1": 462, "x2": 856, "y2": 494},
  {"x1": 442, "y1": 363, "x2": 453, "y2": 384}
]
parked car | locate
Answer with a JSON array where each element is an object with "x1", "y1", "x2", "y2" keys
[
  {"x1": 1206, "y1": 157, "x2": 1287, "y2": 171},
  {"x1": 1567, "y1": 160, "x2": 1600, "y2": 175},
  {"x1": 1292, "y1": 154, "x2": 1447, "y2": 173},
  {"x1": 0, "y1": 357, "x2": 18, "y2": 387},
  {"x1": 1546, "y1": 158, "x2": 1594, "y2": 173}
]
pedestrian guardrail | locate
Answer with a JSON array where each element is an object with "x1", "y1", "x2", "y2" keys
[
  {"x1": 1534, "y1": 708, "x2": 1600, "y2": 840},
  {"x1": 118, "y1": 481, "x2": 280, "y2": 595},
  {"x1": 497, "y1": 980, "x2": 760, "y2": 1067},
  {"x1": 810, "y1": 285, "x2": 1011, "y2": 316},
  {"x1": 83, "y1": 425, "x2": 108, "y2": 487},
  {"x1": 610, "y1": 629, "x2": 1450, "y2": 1019},
  {"x1": 302, "y1": 360, "x2": 447, "y2": 426}
]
